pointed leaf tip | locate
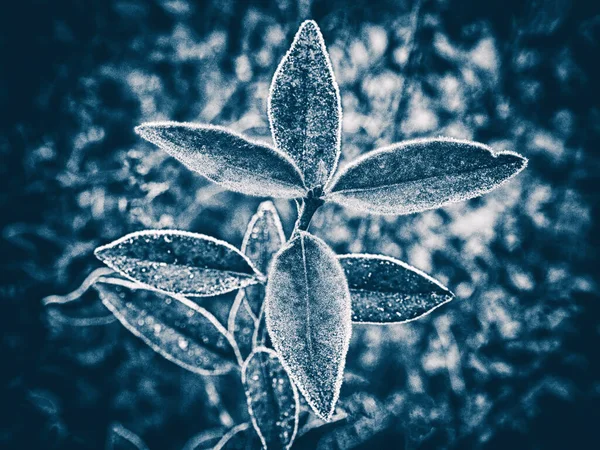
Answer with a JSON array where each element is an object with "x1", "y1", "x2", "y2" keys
[
  {"x1": 269, "y1": 21, "x2": 342, "y2": 189},
  {"x1": 266, "y1": 231, "x2": 351, "y2": 421},
  {"x1": 95, "y1": 230, "x2": 260, "y2": 297},
  {"x1": 339, "y1": 254, "x2": 454, "y2": 324},
  {"x1": 135, "y1": 121, "x2": 307, "y2": 198},
  {"x1": 327, "y1": 138, "x2": 527, "y2": 215}
]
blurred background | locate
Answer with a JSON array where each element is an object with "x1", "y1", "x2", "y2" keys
[{"x1": 1, "y1": 0, "x2": 599, "y2": 448}]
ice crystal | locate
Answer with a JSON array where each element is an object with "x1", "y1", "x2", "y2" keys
[
  {"x1": 265, "y1": 231, "x2": 352, "y2": 421},
  {"x1": 95, "y1": 230, "x2": 260, "y2": 297},
  {"x1": 339, "y1": 254, "x2": 454, "y2": 323},
  {"x1": 242, "y1": 347, "x2": 299, "y2": 450}
]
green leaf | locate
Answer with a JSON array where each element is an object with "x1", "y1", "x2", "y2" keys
[
  {"x1": 326, "y1": 138, "x2": 527, "y2": 215},
  {"x1": 242, "y1": 348, "x2": 299, "y2": 450},
  {"x1": 136, "y1": 122, "x2": 307, "y2": 198},
  {"x1": 265, "y1": 232, "x2": 352, "y2": 421},
  {"x1": 107, "y1": 423, "x2": 149, "y2": 450},
  {"x1": 94, "y1": 230, "x2": 260, "y2": 297},
  {"x1": 241, "y1": 201, "x2": 286, "y2": 318},
  {"x1": 339, "y1": 254, "x2": 454, "y2": 324},
  {"x1": 95, "y1": 279, "x2": 240, "y2": 375},
  {"x1": 268, "y1": 20, "x2": 342, "y2": 189}
]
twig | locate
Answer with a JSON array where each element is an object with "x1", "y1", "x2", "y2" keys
[{"x1": 42, "y1": 267, "x2": 115, "y2": 306}]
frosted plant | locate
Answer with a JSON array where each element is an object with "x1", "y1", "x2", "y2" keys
[{"x1": 45, "y1": 20, "x2": 527, "y2": 449}]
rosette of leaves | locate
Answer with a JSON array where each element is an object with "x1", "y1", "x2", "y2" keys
[{"x1": 52, "y1": 20, "x2": 527, "y2": 449}]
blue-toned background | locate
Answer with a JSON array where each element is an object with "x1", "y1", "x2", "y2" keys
[{"x1": 1, "y1": 0, "x2": 599, "y2": 448}]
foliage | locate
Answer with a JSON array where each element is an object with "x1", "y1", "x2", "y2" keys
[
  {"x1": 5, "y1": 1, "x2": 598, "y2": 449},
  {"x1": 39, "y1": 19, "x2": 528, "y2": 449}
]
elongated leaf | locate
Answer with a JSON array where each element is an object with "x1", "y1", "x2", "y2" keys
[
  {"x1": 268, "y1": 20, "x2": 342, "y2": 189},
  {"x1": 242, "y1": 347, "x2": 299, "y2": 450},
  {"x1": 265, "y1": 232, "x2": 352, "y2": 420},
  {"x1": 95, "y1": 279, "x2": 240, "y2": 375},
  {"x1": 136, "y1": 122, "x2": 307, "y2": 198},
  {"x1": 326, "y1": 138, "x2": 528, "y2": 215},
  {"x1": 213, "y1": 423, "x2": 261, "y2": 450},
  {"x1": 241, "y1": 201, "x2": 286, "y2": 318},
  {"x1": 107, "y1": 423, "x2": 149, "y2": 450},
  {"x1": 228, "y1": 290, "x2": 255, "y2": 360},
  {"x1": 95, "y1": 230, "x2": 260, "y2": 297},
  {"x1": 339, "y1": 254, "x2": 454, "y2": 324}
]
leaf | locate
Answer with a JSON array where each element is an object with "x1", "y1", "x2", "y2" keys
[
  {"x1": 135, "y1": 122, "x2": 307, "y2": 198},
  {"x1": 213, "y1": 423, "x2": 261, "y2": 450},
  {"x1": 268, "y1": 20, "x2": 342, "y2": 189},
  {"x1": 95, "y1": 230, "x2": 261, "y2": 297},
  {"x1": 95, "y1": 279, "x2": 240, "y2": 375},
  {"x1": 265, "y1": 232, "x2": 352, "y2": 421},
  {"x1": 242, "y1": 347, "x2": 299, "y2": 450},
  {"x1": 241, "y1": 201, "x2": 286, "y2": 318},
  {"x1": 228, "y1": 290, "x2": 256, "y2": 360},
  {"x1": 107, "y1": 423, "x2": 149, "y2": 450},
  {"x1": 326, "y1": 138, "x2": 528, "y2": 215},
  {"x1": 339, "y1": 254, "x2": 454, "y2": 324}
]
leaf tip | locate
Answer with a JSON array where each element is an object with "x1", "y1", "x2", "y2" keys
[
  {"x1": 299, "y1": 19, "x2": 320, "y2": 32},
  {"x1": 93, "y1": 242, "x2": 110, "y2": 264}
]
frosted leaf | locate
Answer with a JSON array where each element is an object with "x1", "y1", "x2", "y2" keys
[
  {"x1": 268, "y1": 20, "x2": 342, "y2": 189},
  {"x1": 339, "y1": 254, "x2": 454, "y2": 324},
  {"x1": 136, "y1": 122, "x2": 306, "y2": 198},
  {"x1": 95, "y1": 230, "x2": 260, "y2": 297},
  {"x1": 213, "y1": 423, "x2": 261, "y2": 450},
  {"x1": 241, "y1": 201, "x2": 286, "y2": 318},
  {"x1": 252, "y1": 303, "x2": 270, "y2": 349},
  {"x1": 228, "y1": 290, "x2": 256, "y2": 360},
  {"x1": 326, "y1": 137, "x2": 528, "y2": 215},
  {"x1": 242, "y1": 347, "x2": 299, "y2": 450},
  {"x1": 107, "y1": 423, "x2": 149, "y2": 450},
  {"x1": 95, "y1": 279, "x2": 239, "y2": 375},
  {"x1": 265, "y1": 231, "x2": 352, "y2": 421}
]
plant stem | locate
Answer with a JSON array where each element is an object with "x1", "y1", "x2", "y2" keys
[{"x1": 295, "y1": 192, "x2": 324, "y2": 233}]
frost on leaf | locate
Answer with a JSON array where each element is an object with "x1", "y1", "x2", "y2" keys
[
  {"x1": 228, "y1": 290, "x2": 256, "y2": 360},
  {"x1": 107, "y1": 423, "x2": 149, "y2": 450},
  {"x1": 241, "y1": 201, "x2": 286, "y2": 318},
  {"x1": 339, "y1": 254, "x2": 454, "y2": 324},
  {"x1": 268, "y1": 20, "x2": 342, "y2": 189},
  {"x1": 213, "y1": 423, "x2": 261, "y2": 450},
  {"x1": 265, "y1": 231, "x2": 352, "y2": 421},
  {"x1": 242, "y1": 347, "x2": 299, "y2": 450},
  {"x1": 95, "y1": 279, "x2": 239, "y2": 375},
  {"x1": 94, "y1": 230, "x2": 260, "y2": 297},
  {"x1": 136, "y1": 122, "x2": 306, "y2": 198},
  {"x1": 327, "y1": 137, "x2": 528, "y2": 215}
]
